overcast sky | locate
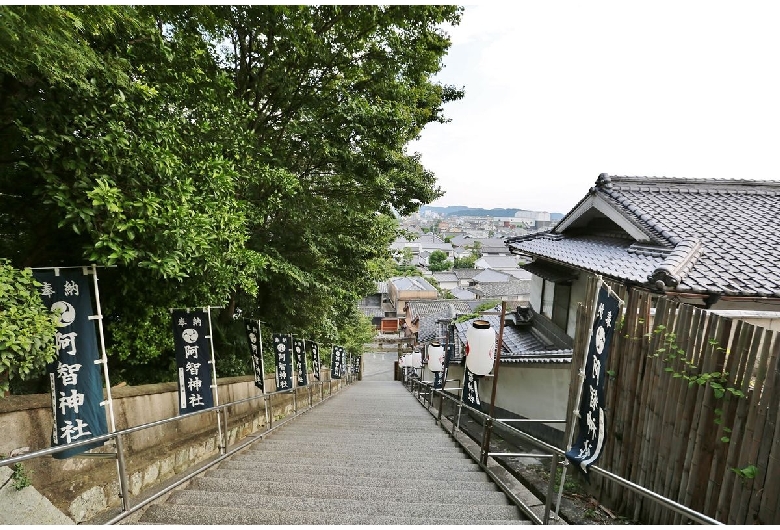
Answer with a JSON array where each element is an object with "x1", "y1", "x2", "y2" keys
[{"x1": 407, "y1": 1, "x2": 780, "y2": 214}]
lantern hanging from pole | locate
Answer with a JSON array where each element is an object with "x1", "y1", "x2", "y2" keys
[
  {"x1": 411, "y1": 349, "x2": 422, "y2": 369},
  {"x1": 465, "y1": 319, "x2": 495, "y2": 375},
  {"x1": 427, "y1": 341, "x2": 444, "y2": 372}
]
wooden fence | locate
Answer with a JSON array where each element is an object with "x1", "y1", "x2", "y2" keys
[{"x1": 566, "y1": 277, "x2": 780, "y2": 524}]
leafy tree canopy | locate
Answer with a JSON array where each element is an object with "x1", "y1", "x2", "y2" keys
[{"x1": 0, "y1": 5, "x2": 463, "y2": 389}]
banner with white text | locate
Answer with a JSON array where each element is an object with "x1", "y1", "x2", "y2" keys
[
  {"x1": 244, "y1": 320, "x2": 265, "y2": 392},
  {"x1": 565, "y1": 283, "x2": 621, "y2": 476},
  {"x1": 294, "y1": 338, "x2": 308, "y2": 386},
  {"x1": 273, "y1": 334, "x2": 293, "y2": 390},
  {"x1": 34, "y1": 268, "x2": 107, "y2": 459},
  {"x1": 172, "y1": 309, "x2": 214, "y2": 415}
]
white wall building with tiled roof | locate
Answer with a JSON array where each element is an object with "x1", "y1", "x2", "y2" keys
[{"x1": 508, "y1": 173, "x2": 780, "y2": 335}]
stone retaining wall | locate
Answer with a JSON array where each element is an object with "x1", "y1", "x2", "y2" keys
[{"x1": 0, "y1": 372, "x2": 343, "y2": 522}]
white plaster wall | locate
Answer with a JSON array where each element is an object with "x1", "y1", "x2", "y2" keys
[
  {"x1": 439, "y1": 363, "x2": 570, "y2": 433},
  {"x1": 482, "y1": 364, "x2": 571, "y2": 432},
  {"x1": 530, "y1": 275, "x2": 544, "y2": 312},
  {"x1": 566, "y1": 275, "x2": 590, "y2": 338}
]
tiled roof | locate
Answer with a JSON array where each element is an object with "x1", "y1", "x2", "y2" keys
[
  {"x1": 450, "y1": 288, "x2": 477, "y2": 300},
  {"x1": 508, "y1": 174, "x2": 780, "y2": 297},
  {"x1": 453, "y1": 268, "x2": 481, "y2": 279},
  {"x1": 469, "y1": 281, "x2": 532, "y2": 298},
  {"x1": 476, "y1": 256, "x2": 521, "y2": 268},
  {"x1": 359, "y1": 306, "x2": 384, "y2": 318},
  {"x1": 453, "y1": 315, "x2": 572, "y2": 364},
  {"x1": 432, "y1": 272, "x2": 458, "y2": 283},
  {"x1": 406, "y1": 300, "x2": 478, "y2": 319},
  {"x1": 473, "y1": 269, "x2": 515, "y2": 283},
  {"x1": 390, "y1": 276, "x2": 437, "y2": 292},
  {"x1": 406, "y1": 300, "x2": 483, "y2": 343}
]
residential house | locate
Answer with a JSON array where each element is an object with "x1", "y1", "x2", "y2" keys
[
  {"x1": 474, "y1": 255, "x2": 524, "y2": 271},
  {"x1": 430, "y1": 304, "x2": 573, "y2": 444},
  {"x1": 471, "y1": 268, "x2": 515, "y2": 285},
  {"x1": 507, "y1": 174, "x2": 780, "y2": 337},
  {"x1": 449, "y1": 287, "x2": 477, "y2": 300},
  {"x1": 470, "y1": 238, "x2": 513, "y2": 256},
  {"x1": 386, "y1": 276, "x2": 438, "y2": 317},
  {"x1": 453, "y1": 268, "x2": 481, "y2": 288},
  {"x1": 402, "y1": 299, "x2": 482, "y2": 347},
  {"x1": 431, "y1": 272, "x2": 459, "y2": 291},
  {"x1": 468, "y1": 281, "x2": 531, "y2": 304}
]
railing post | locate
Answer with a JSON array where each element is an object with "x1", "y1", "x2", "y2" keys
[
  {"x1": 544, "y1": 453, "x2": 560, "y2": 524},
  {"x1": 293, "y1": 389, "x2": 297, "y2": 414},
  {"x1": 263, "y1": 394, "x2": 269, "y2": 431},
  {"x1": 221, "y1": 405, "x2": 230, "y2": 452},
  {"x1": 480, "y1": 416, "x2": 492, "y2": 466},
  {"x1": 114, "y1": 434, "x2": 130, "y2": 512},
  {"x1": 268, "y1": 394, "x2": 274, "y2": 429},
  {"x1": 481, "y1": 301, "x2": 507, "y2": 467}
]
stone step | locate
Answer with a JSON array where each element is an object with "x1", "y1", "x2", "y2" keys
[
  {"x1": 164, "y1": 489, "x2": 523, "y2": 520},
  {"x1": 203, "y1": 469, "x2": 499, "y2": 491},
  {"x1": 252, "y1": 438, "x2": 463, "y2": 449},
  {"x1": 139, "y1": 504, "x2": 527, "y2": 525},
  {"x1": 215, "y1": 460, "x2": 490, "y2": 481},
  {"x1": 223, "y1": 454, "x2": 480, "y2": 471},
  {"x1": 238, "y1": 445, "x2": 467, "y2": 459},
  {"x1": 185, "y1": 476, "x2": 511, "y2": 505}
]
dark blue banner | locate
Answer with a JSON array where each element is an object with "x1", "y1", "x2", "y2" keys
[
  {"x1": 34, "y1": 268, "x2": 107, "y2": 459},
  {"x1": 331, "y1": 345, "x2": 343, "y2": 379},
  {"x1": 462, "y1": 366, "x2": 481, "y2": 411},
  {"x1": 273, "y1": 334, "x2": 293, "y2": 390},
  {"x1": 352, "y1": 355, "x2": 360, "y2": 375},
  {"x1": 565, "y1": 283, "x2": 621, "y2": 476},
  {"x1": 294, "y1": 338, "x2": 308, "y2": 386},
  {"x1": 244, "y1": 320, "x2": 264, "y2": 392},
  {"x1": 436, "y1": 344, "x2": 453, "y2": 390},
  {"x1": 172, "y1": 309, "x2": 214, "y2": 415},
  {"x1": 433, "y1": 371, "x2": 443, "y2": 388},
  {"x1": 310, "y1": 342, "x2": 321, "y2": 381}
]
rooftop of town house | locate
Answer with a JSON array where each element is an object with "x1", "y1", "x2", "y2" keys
[{"x1": 508, "y1": 174, "x2": 780, "y2": 298}]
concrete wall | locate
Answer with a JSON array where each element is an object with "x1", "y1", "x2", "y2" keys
[{"x1": 0, "y1": 371, "x2": 342, "y2": 523}]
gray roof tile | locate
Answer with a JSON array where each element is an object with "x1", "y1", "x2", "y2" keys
[{"x1": 508, "y1": 175, "x2": 780, "y2": 297}]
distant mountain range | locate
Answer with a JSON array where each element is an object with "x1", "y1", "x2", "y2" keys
[{"x1": 419, "y1": 205, "x2": 564, "y2": 220}]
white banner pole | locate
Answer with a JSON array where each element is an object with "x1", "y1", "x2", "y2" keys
[
  {"x1": 205, "y1": 306, "x2": 225, "y2": 454},
  {"x1": 89, "y1": 264, "x2": 130, "y2": 511}
]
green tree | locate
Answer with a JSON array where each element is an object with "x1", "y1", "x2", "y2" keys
[
  {"x1": 0, "y1": 261, "x2": 58, "y2": 394},
  {"x1": 454, "y1": 253, "x2": 477, "y2": 269},
  {"x1": 0, "y1": 6, "x2": 464, "y2": 388},
  {"x1": 428, "y1": 250, "x2": 452, "y2": 272}
]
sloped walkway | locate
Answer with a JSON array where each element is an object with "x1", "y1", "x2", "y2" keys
[{"x1": 134, "y1": 381, "x2": 531, "y2": 525}]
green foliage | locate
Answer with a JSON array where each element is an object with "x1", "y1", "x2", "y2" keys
[
  {"x1": 731, "y1": 464, "x2": 758, "y2": 481},
  {"x1": 10, "y1": 462, "x2": 32, "y2": 490},
  {"x1": 0, "y1": 261, "x2": 58, "y2": 394},
  {"x1": 649, "y1": 323, "x2": 746, "y2": 443},
  {"x1": 454, "y1": 301, "x2": 500, "y2": 323},
  {"x1": 453, "y1": 254, "x2": 477, "y2": 269},
  {"x1": 428, "y1": 250, "x2": 451, "y2": 272},
  {"x1": 0, "y1": 6, "x2": 463, "y2": 389}
]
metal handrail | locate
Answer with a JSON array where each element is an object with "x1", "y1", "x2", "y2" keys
[
  {"x1": 0, "y1": 376, "x2": 349, "y2": 524},
  {"x1": 407, "y1": 378, "x2": 721, "y2": 526}
]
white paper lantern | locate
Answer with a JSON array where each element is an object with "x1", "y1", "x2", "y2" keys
[
  {"x1": 399, "y1": 353, "x2": 411, "y2": 367},
  {"x1": 411, "y1": 350, "x2": 422, "y2": 369},
  {"x1": 465, "y1": 319, "x2": 495, "y2": 375},
  {"x1": 427, "y1": 342, "x2": 444, "y2": 372}
]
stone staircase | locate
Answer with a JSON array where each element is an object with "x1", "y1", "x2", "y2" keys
[{"x1": 136, "y1": 381, "x2": 531, "y2": 525}]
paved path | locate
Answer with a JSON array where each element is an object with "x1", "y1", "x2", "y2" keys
[{"x1": 136, "y1": 381, "x2": 531, "y2": 525}]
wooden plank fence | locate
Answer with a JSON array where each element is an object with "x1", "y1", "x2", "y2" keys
[{"x1": 569, "y1": 278, "x2": 780, "y2": 524}]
